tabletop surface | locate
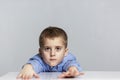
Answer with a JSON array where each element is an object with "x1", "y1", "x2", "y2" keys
[{"x1": 1, "y1": 71, "x2": 120, "y2": 80}]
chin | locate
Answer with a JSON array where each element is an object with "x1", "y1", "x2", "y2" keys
[{"x1": 49, "y1": 64, "x2": 57, "y2": 67}]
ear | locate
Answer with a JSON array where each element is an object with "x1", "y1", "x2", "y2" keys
[
  {"x1": 39, "y1": 48, "x2": 42, "y2": 56},
  {"x1": 64, "y1": 48, "x2": 68, "y2": 56},
  {"x1": 39, "y1": 48, "x2": 42, "y2": 53}
]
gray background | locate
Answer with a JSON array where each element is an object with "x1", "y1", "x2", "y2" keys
[{"x1": 0, "y1": 0, "x2": 120, "y2": 76}]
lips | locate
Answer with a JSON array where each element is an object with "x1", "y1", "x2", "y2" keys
[{"x1": 50, "y1": 59, "x2": 56, "y2": 61}]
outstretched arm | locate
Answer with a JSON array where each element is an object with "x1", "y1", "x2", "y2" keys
[
  {"x1": 58, "y1": 66, "x2": 84, "y2": 78},
  {"x1": 16, "y1": 64, "x2": 40, "y2": 79}
]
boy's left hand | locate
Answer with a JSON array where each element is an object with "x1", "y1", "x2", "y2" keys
[{"x1": 58, "y1": 66, "x2": 84, "y2": 78}]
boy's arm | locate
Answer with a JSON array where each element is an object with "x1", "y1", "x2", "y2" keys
[
  {"x1": 26, "y1": 54, "x2": 44, "y2": 73},
  {"x1": 17, "y1": 54, "x2": 43, "y2": 79},
  {"x1": 63, "y1": 55, "x2": 82, "y2": 72},
  {"x1": 58, "y1": 66, "x2": 84, "y2": 78},
  {"x1": 17, "y1": 64, "x2": 39, "y2": 79},
  {"x1": 64, "y1": 60, "x2": 82, "y2": 72},
  {"x1": 59, "y1": 55, "x2": 83, "y2": 78}
]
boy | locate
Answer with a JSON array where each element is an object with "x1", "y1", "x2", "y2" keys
[{"x1": 17, "y1": 26, "x2": 83, "y2": 79}]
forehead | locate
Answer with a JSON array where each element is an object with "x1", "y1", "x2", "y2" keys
[{"x1": 44, "y1": 37, "x2": 65, "y2": 46}]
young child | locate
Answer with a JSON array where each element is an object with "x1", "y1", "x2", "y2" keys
[{"x1": 17, "y1": 26, "x2": 83, "y2": 79}]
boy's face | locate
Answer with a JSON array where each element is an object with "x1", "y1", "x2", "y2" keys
[{"x1": 40, "y1": 37, "x2": 68, "y2": 66}]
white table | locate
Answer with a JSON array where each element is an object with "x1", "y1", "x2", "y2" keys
[{"x1": 1, "y1": 71, "x2": 120, "y2": 80}]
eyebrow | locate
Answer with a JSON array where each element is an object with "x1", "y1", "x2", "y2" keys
[
  {"x1": 55, "y1": 46, "x2": 62, "y2": 47},
  {"x1": 43, "y1": 46, "x2": 63, "y2": 48}
]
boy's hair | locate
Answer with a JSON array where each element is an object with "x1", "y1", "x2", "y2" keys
[{"x1": 39, "y1": 26, "x2": 68, "y2": 48}]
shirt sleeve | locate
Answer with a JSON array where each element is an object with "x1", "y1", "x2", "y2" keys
[
  {"x1": 63, "y1": 53, "x2": 82, "y2": 72},
  {"x1": 26, "y1": 54, "x2": 44, "y2": 73}
]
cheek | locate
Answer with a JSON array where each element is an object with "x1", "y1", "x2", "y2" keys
[
  {"x1": 57, "y1": 52, "x2": 65, "y2": 57},
  {"x1": 42, "y1": 53, "x2": 50, "y2": 59},
  {"x1": 61, "y1": 50, "x2": 66, "y2": 55}
]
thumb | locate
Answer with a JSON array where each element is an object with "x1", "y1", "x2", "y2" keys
[
  {"x1": 33, "y1": 73, "x2": 40, "y2": 78},
  {"x1": 78, "y1": 72, "x2": 84, "y2": 76},
  {"x1": 16, "y1": 73, "x2": 22, "y2": 79}
]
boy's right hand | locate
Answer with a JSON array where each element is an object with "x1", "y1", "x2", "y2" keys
[{"x1": 16, "y1": 64, "x2": 40, "y2": 79}]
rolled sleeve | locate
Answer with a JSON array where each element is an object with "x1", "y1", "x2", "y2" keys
[
  {"x1": 64, "y1": 60, "x2": 82, "y2": 72},
  {"x1": 26, "y1": 54, "x2": 44, "y2": 73},
  {"x1": 63, "y1": 53, "x2": 82, "y2": 72},
  {"x1": 27, "y1": 59, "x2": 43, "y2": 73}
]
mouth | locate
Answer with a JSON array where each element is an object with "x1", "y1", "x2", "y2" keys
[{"x1": 50, "y1": 59, "x2": 56, "y2": 61}]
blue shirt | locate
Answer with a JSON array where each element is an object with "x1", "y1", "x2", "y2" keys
[{"x1": 27, "y1": 53, "x2": 82, "y2": 73}]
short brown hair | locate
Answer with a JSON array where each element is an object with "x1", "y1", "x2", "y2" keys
[{"x1": 39, "y1": 26, "x2": 68, "y2": 48}]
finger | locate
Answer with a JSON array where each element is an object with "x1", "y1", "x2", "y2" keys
[
  {"x1": 63, "y1": 70, "x2": 78, "y2": 78},
  {"x1": 16, "y1": 73, "x2": 22, "y2": 79},
  {"x1": 22, "y1": 74, "x2": 26, "y2": 80},
  {"x1": 58, "y1": 74, "x2": 64, "y2": 78},
  {"x1": 23, "y1": 75, "x2": 27, "y2": 80},
  {"x1": 25, "y1": 75, "x2": 30, "y2": 80},
  {"x1": 64, "y1": 71, "x2": 71, "y2": 75},
  {"x1": 62, "y1": 71, "x2": 70, "y2": 78},
  {"x1": 60, "y1": 74, "x2": 74, "y2": 78},
  {"x1": 69, "y1": 69, "x2": 75, "y2": 76},
  {"x1": 28, "y1": 74, "x2": 33, "y2": 79},
  {"x1": 58, "y1": 72, "x2": 66, "y2": 78},
  {"x1": 33, "y1": 73, "x2": 40, "y2": 78},
  {"x1": 58, "y1": 71, "x2": 72, "y2": 78},
  {"x1": 79, "y1": 72, "x2": 84, "y2": 76}
]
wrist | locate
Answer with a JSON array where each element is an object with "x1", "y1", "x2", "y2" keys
[
  {"x1": 68, "y1": 66, "x2": 77, "y2": 70},
  {"x1": 23, "y1": 64, "x2": 33, "y2": 69}
]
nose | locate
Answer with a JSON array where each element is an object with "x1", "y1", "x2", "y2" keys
[{"x1": 50, "y1": 49, "x2": 55, "y2": 57}]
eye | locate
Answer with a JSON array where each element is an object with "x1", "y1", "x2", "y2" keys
[
  {"x1": 56, "y1": 47, "x2": 61, "y2": 51},
  {"x1": 44, "y1": 47, "x2": 51, "y2": 51}
]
